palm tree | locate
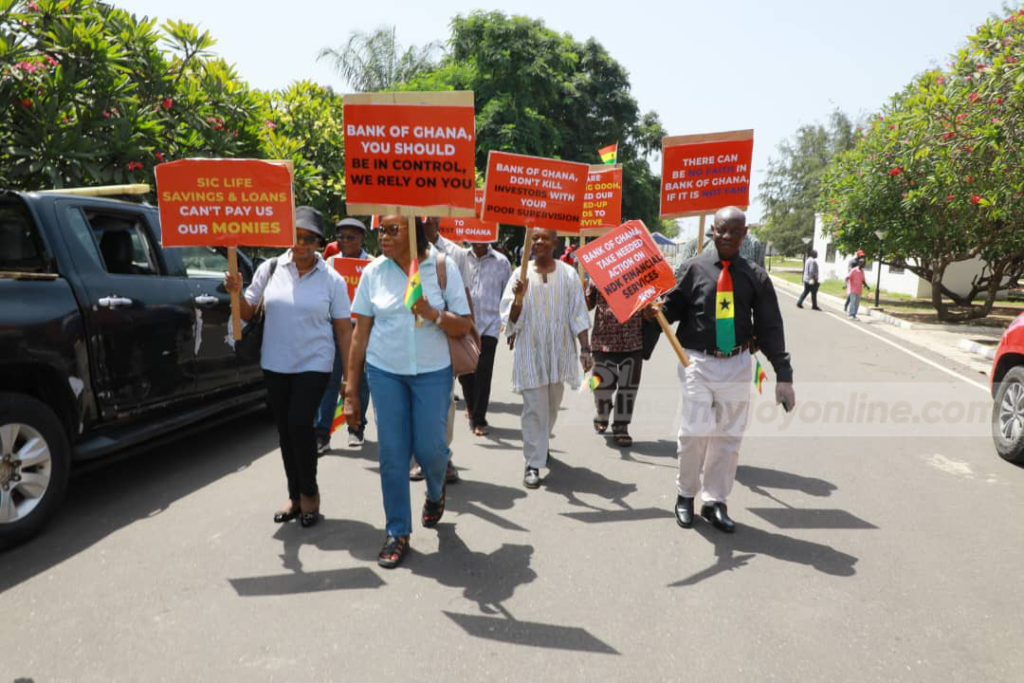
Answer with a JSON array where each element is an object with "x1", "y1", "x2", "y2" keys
[{"x1": 317, "y1": 26, "x2": 442, "y2": 92}]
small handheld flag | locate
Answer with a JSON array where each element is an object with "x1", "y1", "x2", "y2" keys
[
  {"x1": 330, "y1": 395, "x2": 346, "y2": 434},
  {"x1": 754, "y1": 357, "x2": 767, "y2": 395},
  {"x1": 598, "y1": 143, "x2": 618, "y2": 165},
  {"x1": 588, "y1": 375, "x2": 601, "y2": 392},
  {"x1": 404, "y1": 259, "x2": 423, "y2": 310}
]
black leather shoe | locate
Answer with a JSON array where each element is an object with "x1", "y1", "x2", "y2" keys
[
  {"x1": 674, "y1": 496, "x2": 694, "y2": 528},
  {"x1": 701, "y1": 502, "x2": 736, "y2": 533}
]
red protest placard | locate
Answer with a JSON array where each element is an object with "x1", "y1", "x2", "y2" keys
[
  {"x1": 343, "y1": 91, "x2": 476, "y2": 216},
  {"x1": 155, "y1": 158, "x2": 295, "y2": 247},
  {"x1": 480, "y1": 151, "x2": 589, "y2": 234},
  {"x1": 440, "y1": 189, "x2": 498, "y2": 242},
  {"x1": 575, "y1": 220, "x2": 677, "y2": 323},
  {"x1": 332, "y1": 257, "x2": 373, "y2": 318},
  {"x1": 660, "y1": 130, "x2": 754, "y2": 218},
  {"x1": 581, "y1": 164, "x2": 623, "y2": 234}
]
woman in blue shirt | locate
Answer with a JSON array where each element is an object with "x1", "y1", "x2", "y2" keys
[{"x1": 345, "y1": 215, "x2": 471, "y2": 568}]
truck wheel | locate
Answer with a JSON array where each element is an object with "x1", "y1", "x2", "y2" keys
[
  {"x1": 993, "y1": 366, "x2": 1024, "y2": 465},
  {"x1": 0, "y1": 392, "x2": 70, "y2": 548}
]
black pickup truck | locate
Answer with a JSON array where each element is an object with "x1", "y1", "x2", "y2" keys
[{"x1": 0, "y1": 189, "x2": 268, "y2": 547}]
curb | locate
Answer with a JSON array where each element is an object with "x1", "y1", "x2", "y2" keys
[
  {"x1": 958, "y1": 338, "x2": 997, "y2": 361},
  {"x1": 769, "y1": 275, "x2": 1005, "y2": 337}
]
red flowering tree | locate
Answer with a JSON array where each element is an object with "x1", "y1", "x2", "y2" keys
[
  {"x1": 819, "y1": 8, "x2": 1024, "y2": 320},
  {"x1": 0, "y1": 0, "x2": 263, "y2": 189}
]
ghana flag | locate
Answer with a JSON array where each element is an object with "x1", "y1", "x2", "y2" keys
[
  {"x1": 330, "y1": 395, "x2": 345, "y2": 434},
  {"x1": 715, "y1": 261, "x2": 736, "y2": 354},
  {"x1": 404, "y1": 259, "x2": 423, "y2": 310},
  {"x1": 598, "y1": 143, "x2": 618, "y2": 165},
  {"x1": 754, "y1": 357, "x2": 767, "y2": 394}
]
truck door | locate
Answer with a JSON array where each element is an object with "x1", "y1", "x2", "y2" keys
[{"x1": 56, "y1": 202, "x2": 195, "y2": 416}]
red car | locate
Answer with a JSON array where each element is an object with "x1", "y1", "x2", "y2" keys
[{"x1": 992, "y1": 312, "x2": 1024, "y2": 464}]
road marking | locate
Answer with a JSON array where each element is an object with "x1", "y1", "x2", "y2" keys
[
  {"x1": 924, "y1": 453, "x2": 975, "y2": 478},
  {"x1": 776, "y1": 289, "x2": 991, "y2": 394}
]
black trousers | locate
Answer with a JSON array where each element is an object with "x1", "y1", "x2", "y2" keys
[
  {"x1": 264, "y1": 370, "x2": 330, "y2": 500},
  {"x1": 593, "y1": 350, "x2": 643, "y2": 428},
  {"x1": 457, "y1": 335, "x2": 499, "y2": 427},
  {"x1": 797, "y1": 282, "x2": 819, "y2": 308}
]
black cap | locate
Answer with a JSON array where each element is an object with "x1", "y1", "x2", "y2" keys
[
  {"x1": 295, "y1": 206, "x2": 324, "y2": 238},
  {"x1": 336, "y1": 217, "x2": 367, "y2": 233}
]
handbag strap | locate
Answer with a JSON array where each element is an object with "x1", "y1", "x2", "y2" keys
[
  {"x1": 255, "y1": 257, "x2": 279, "y2": 314},
  {"x1": 435, "y1": 251, "x2": 449, "y2": 311}
]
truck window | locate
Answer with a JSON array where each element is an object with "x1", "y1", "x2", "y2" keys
[
  {"x1": 177, "y1": 246, "x2": 228, "y2": 279},
  {"x1": 64, "y1": 207, "x2": 106, "y2": 272},
  {"x1": 83, "y1": 210, "x2": 160, "y2": 276},
  {"x1": 0, "y1": 201, "x2": 48, "y2": 274}
]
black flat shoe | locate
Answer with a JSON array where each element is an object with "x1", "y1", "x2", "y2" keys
[
  {"x1": 274, "y1": 501, "x2": 299, "y2": 523},
  {"x1": 674, "y1": 496, "x2": 694, "y2": 528},
  {"x1": 701, "y1": 502, "x2": 736, "y2": 533},
  {"x1": 299, "y1": 511, "x2": 320, "y2": 527}
]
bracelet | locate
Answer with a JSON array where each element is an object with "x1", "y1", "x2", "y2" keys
[
  {"x1": 580, "y1": 346, "x2": 591, "y2": 352},
  {"x1": 433, "y1": 309, "x2": 443, "y2": 324}
]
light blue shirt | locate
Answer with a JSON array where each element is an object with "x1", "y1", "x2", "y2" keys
[
  {"x1": 352, "y1": 252, "x2": 470, "y2": 376},
  {"x1": 244, "y1": 250, "x2": 350, "y2": 374}
]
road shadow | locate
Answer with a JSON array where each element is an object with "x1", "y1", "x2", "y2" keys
[
  {"x1": 736, "y1": 465, "x2": 838, "y2": 498},
  {"x1": 411, "y1": 524, "x2": 618, "y2": 655},
  {"x1": 613, "y1": 439, "x2": 677, "y2": 459},
  {"x1": 445, "y1": 478, "x2": 530, "y2": 532},
  {"x1": 669, "y1": 519, "x2": 858, "y2": 587},
  {"x1": 485, "y1": 401, "x2": 522, "y2": 416},
  {"x1": 0, "y1": 411, "x2": 278, "y2": 593},
  {"x1": 544, "y1": 458, "x2": 637, "y2": 510}
]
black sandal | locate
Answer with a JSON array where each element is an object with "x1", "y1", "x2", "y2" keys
[
  {"x1": 378, "y1": 535, "x2": 409, "y2": 568},
  {"x1": 593, "y1": 419, "x2": 609, "y2": 434},
  {"x1": 422, "y1": 482, "x2": 446, "y2": 528},
  {"x1": 612, "y1": 426, "x2": 633, "y2": 448}
]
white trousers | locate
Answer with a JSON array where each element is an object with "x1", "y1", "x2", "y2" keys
[
  {"x1": 676, "y1": 350, "x2": 752, "y2": 503},
  {"x1": 521, "y1": 383, "x2": 564, "y2": 469}
]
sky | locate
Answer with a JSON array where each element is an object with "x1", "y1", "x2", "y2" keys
[{"x1": 117, "y1": 0, "x2": 1012, "y2": 240}]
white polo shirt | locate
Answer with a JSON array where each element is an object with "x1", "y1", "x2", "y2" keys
[{"x1": 244, "y1": 250, "x2": 350, "y2": 374}]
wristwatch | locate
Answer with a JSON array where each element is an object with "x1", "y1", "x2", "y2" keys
[{"x1": 580, "y1": 346, "x2": 591, "y2": 353}]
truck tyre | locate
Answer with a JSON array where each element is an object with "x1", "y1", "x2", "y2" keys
[
  {"x1": 993, "y1": 365, "x2": 1024, "y2": 465},
  {"x1": 0, "y1": 392, "x2": 71, "y2": 548}
]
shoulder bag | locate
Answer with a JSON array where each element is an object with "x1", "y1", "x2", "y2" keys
[
  {"x1": 235, "y1": 257, "x2": 278, "y2": 364},
  {"x1": 435, "y1": 252, "x2": 481, "y2": 377}
]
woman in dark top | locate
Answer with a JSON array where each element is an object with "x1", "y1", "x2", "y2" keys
[{"x1": 586, "y1": 283, "x2": 644, "y2": 447}]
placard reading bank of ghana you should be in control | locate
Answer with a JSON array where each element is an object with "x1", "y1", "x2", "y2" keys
[
  {"x1": 480, "y1": 151, "x2": 589, "y2": 234},
  {"x1": 155, "y1": 158, "x2": 295, "y2": 247},
  {"x1": 660, "y1": 129, "x2": 754, "y2": 218},
  {"x1": 343, "y1": 91, "x2": 477, "y2": 216}
]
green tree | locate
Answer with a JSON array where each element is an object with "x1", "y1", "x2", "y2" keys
[
  {"x1": 317, "y1": 26, "x2": 441, "y2": 93},
  {"x1": 758, "y1": 110, "x2": 855, "y2": 256},
  {"x1": 401, "y1": 11, "x2": 668, "y2": 233},
  {"x1": 819, "y1": 8, "x2": 1024, "y2": 321}
]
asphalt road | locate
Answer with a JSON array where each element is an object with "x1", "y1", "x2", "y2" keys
[{"x1": 3, "y1": 292, "x2": 1023, "y2": 682}]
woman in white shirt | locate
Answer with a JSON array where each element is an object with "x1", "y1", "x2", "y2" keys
[{"x1": 225, "y1": 206, "x2": 351, "y2": 528}]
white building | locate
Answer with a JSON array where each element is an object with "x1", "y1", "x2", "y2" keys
[{"x1": 812, "y1": 213, "x2": 991, "y2": 299}]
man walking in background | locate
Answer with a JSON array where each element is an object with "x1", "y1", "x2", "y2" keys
[
  {"x1": 796, "y1": 249, "x2": 821, "y2": 310},
  {"x1": 459, "y1": 241, "x2": 512, "y2": 436}
]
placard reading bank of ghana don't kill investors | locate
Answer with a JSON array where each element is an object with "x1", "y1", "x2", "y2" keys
[
  {"x1": 343, "y1": 91, "x2": 477, "y2": 216},
  {"x1": 155, "y1": 158, "x2": 295, "y2": 247}
]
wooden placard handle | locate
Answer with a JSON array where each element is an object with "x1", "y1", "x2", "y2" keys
[
  {"x1": 228, "y1": 246, "x2": 242, "y2": 341},
  {"x1": 515, "y1": 228, "x2": 532, "y2": 305},
  {"x1": 655, "y1": 308, "x2": 690, "y2": 367}
]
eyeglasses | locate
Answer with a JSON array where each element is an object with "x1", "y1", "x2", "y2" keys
[
  {"x1": 380, "y1": 224, "x2": 404, "y2": 237},
  {"x1": 336, "y1": 234, "x2": 362, "y2": 242},
  {"x1": 295, "y1": 233, "x2": 320, "y2": 245}
]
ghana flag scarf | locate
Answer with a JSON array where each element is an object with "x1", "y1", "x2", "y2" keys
[{"x1": 715, "y1": 260, "x2": 736, "y2": 354}]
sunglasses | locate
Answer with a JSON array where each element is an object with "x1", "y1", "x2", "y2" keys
[
  {"x1": 295, "y1": 233, "x2": 320, "y2": 245},
  {"x1": 336, "y1": 234, "x2": 362, "y2": 241},
  {"x1": 380, "y1": 224, "x2": 404, "y2": 237}
]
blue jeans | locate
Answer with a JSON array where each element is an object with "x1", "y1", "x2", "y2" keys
[
  {"x1": 367, "y1": 363, "x2": 452, "y2": 537},
  {"x1": 315, "y1": 348, "x2": 370, "y2": 437},
  {"x1": 849, "y1": 293, "x2": 862, "y2": 318}
]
